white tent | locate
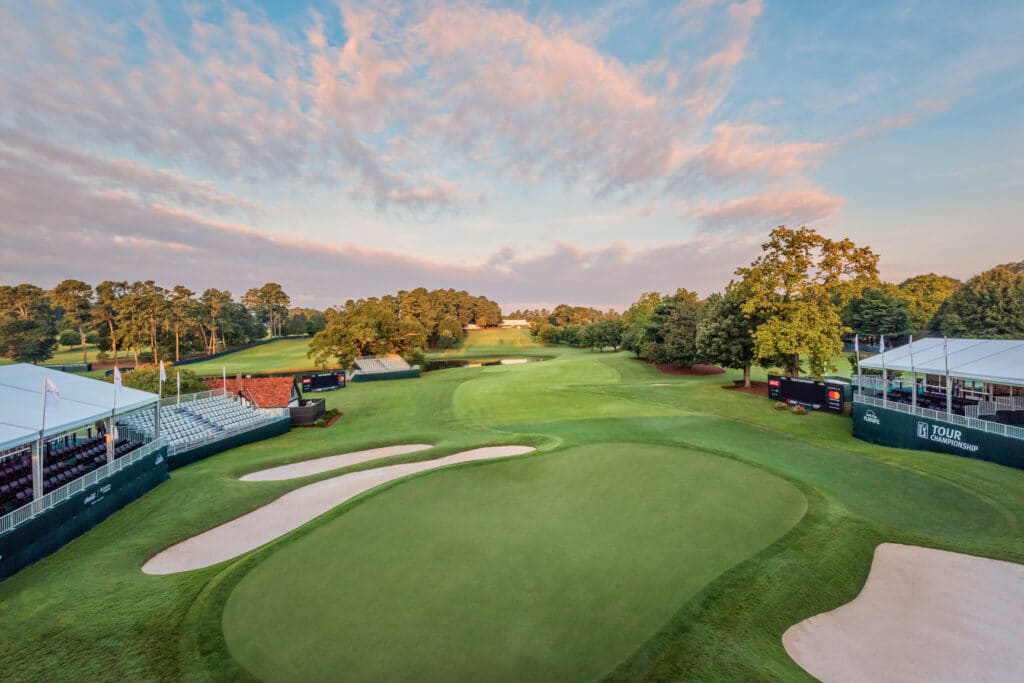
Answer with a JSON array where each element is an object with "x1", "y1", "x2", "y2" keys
[
  {"x1": 859, "y1": 338, "x2": 1024, "y2": 387},
  {"x1": 0, "y1": 364, "x2": 157, "y2": 452}
]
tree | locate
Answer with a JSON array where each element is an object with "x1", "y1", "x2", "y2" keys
[
  {"x1": 735, "y1": 226, "x2": 879, "y2": 379},
  {"x1": 621, "y1": 292, "x2": 662, "y2": 358},
  {"x1": 0, "y1": 284, "x2": 58, "y2": 363},
  {"x1": 242, "y1": 283, "x2": 290, "y2": 337},
  {"x1": 929, "y1": 262, "x2": 1024, "y2": 338},
  {"x1": 51, "y1": 279, "x2": 93, "y2": 364},
  {"x1": 696, "y1": 291, "x2": 757, "y2": 387},
  {"x1": 58, "y1": 329, "x2": 80, "y2": 348},
  {"x1": 307, "y1": 309, "x2": 359, "y2": 368},
  {"x1": 167, "y1": 285, "x2": 199, "y2": 363},
  {"x1": 284, "y1": 311, "x2": 309, "y2": 336},
  {"x1": 198, "y1": 289, "x2": 234, "y2": 355},
  {"x1": 843, "y1": 286, "x2": 912, "y2": 340},
  {"x1": 115, "y1": 365, "x2": 207, "y2": 397},
  {"x1": 645, "y1": 291, "x2": 701, "y2": 366},
  {"x1": 92, "y1": 281, "x2": 127, "y2": 364},
  {"x1": 897, "y1": 273, "x2": 960, "y2": 332}
]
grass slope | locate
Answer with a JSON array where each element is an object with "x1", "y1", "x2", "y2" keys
[
  {"x1": 0, "y1": 345, "x2": 1023, "y2": 682},
  {"x1": 177, "y1": 337, "x2": 321, "y2": 376},
  {"x1": 224, "y1": 445, "x2": 805, "y2": 681},
  {"x1": 425, "y1": 327, "x2": 555, "y2": 359}
]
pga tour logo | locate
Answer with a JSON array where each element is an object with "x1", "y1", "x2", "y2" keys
[
  {"x1": 917, "y1": 421, "x2": 980, "y2": 453},
  {"x1": 863, "y1": 409, "x2": 881, "y2": 425}
]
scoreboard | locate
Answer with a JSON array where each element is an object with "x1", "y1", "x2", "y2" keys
[
  {"x1": 301, "y1": 372, "x2": 346, "y2": 392},
  {"x1": 768, "y1": 375, "x2": 849, "y2": 413}
]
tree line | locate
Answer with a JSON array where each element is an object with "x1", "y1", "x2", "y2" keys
[
  {"x1": 307, "y1": 288, "x2": 502, "y2": 368},
  {"x1": 530, "y1": 227, "x2": 1024, "y2": 386},
  {"x1": 0, "y1": 280, "x2": 325, "y2": 365}
]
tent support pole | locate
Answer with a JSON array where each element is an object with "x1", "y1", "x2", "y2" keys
[
  {"x1": 946, "y1": 375, "x2": 953, "y2": 416},
  {"x1": 31, "y1": 440, "x2": 43, "y2": 514},
  {"x1": 911, "y1": 372, "x2": 917, "y2": 410},
  {"x1": 106, "y1": 415, "x2": 115, "y2": 464}
]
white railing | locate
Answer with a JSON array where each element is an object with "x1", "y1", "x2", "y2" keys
[
  {"x1": 0, "y1": 437, "x2": 167, "y2": 536},
  {"x1": 855, "y1": 395, "x2": 1024, "y2": 442},
  {"x1": 159, "y1": 387, "x2": 227, "y2": 408}
]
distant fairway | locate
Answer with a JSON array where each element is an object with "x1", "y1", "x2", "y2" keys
[
  {"x1": 177, "y1": 337, "x2": 322, "y2": 376},
  {"x1": 223, "y1": 444, "x2": 806, "y2": 681},
  {"x1": 426, "y1": 327, "x2": 553, "y2": 359}
]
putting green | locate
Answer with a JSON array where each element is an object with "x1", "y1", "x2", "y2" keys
[{"x1": 222, "y1": 443, "x2": 806, "y2": 681}]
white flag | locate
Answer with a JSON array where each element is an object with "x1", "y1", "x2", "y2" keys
[
  {"x1": 159, "y1": 361, "x2": 167, "y2": 382},
  {"x1": 44, "y1": 377, "x2": 61, "y2": 410},
  {"x1": 879, "y1": 335, "x2": 885, "y2": 354},
  {"x1": 854, "y1": 334, "x2": 859, "y2": 356},
  {"x1": 176, "y1": 371, "x2": 181, "y2": 390},
  {"x1": 113, "y1": 366, "x2": 123, "y2": 390}
]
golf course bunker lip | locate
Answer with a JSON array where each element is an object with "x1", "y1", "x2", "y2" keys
[
  {"x1": 783, "y1": 543, "x2": 1024, "y2": 683},
  {"x1": 240, "y1": 444, "x2": 433, "y2": 481},
  {"x1": 141, "y1": 445, "x2": 535, "y2": 575}
]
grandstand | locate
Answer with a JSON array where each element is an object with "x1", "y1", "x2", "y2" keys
[
  {"x1": 120, "y1": 389, "x2": 289, "y2": 459},
  {"x1": 351, "y1": 355, "x2": 420, "y2": 382}
]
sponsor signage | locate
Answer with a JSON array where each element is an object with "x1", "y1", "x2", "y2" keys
[
  {"x1": 301, "y1": 373, "x2": 345, "y2": 393},
  {"x1": 917, "y1": 421, "x2": 979, "y2": 453},
  {"x1": 768, "y1": 375, "x2": 848, "y2": 413},
  {"x1": 863, "y1": 409, "x2": 881, "y2": 425}
]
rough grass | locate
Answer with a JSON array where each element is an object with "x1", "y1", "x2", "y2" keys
[
  {"x1": 1, "y1": 347, "x2": 1023, "y2": 682},
  {"x1": 175, "y1": 337, "x2": 322, "y2": 376}
]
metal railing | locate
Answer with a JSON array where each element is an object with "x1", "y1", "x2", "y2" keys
[
  {"x1": 855, "y1": 394, "x2": 1024, "y2": 442},
  {"x1": 0, "y1": 437, "x2": 167, "y2": 536},
  {"x1": 165, "y1": 408, "x2": 290, "y2": 456},
  {"x1": 159, "y1": 387, "x2": 227, "y2": 408}
]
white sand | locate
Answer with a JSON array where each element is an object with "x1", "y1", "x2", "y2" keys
[
  {"x1": 783, "y1": 543, "x2": 1024, "y2": 682},
  {"x1": 142, "y1": 445, "x2": 536, "y2": 575},
  {"x1": 240, "y1": 444, "x2": 433, "y2": 481}
]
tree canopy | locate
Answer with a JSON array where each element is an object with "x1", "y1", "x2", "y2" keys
[{"x1": 929, "y1": 262, "x2": 1024, "y2": 338}]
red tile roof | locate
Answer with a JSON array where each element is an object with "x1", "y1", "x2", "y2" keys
[{"x1": 204, "y1": 376, "x2": 299, "y2": 408}]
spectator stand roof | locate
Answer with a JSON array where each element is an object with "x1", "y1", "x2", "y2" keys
[
  {"x1": 0, "y1": 364, "x2": 157, "y2": 452},
  {"x1": 859, "y1": 338, "x2": 1024, "y2": 387}
]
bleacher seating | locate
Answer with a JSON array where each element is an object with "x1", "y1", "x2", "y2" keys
[
  {"x1": 0, "y1": 435, "x2": 141, "y2": 515},
  {"x1": 120, "y1": 395, "x2": 269, "y2": 452},
  {"x1": 353, "y1": 355, "x2": 412, "y2": 374}
]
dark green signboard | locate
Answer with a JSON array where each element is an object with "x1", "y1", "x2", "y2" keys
[{"x1": 852, "y1": 402, "x2": 1024, "y2": 471}]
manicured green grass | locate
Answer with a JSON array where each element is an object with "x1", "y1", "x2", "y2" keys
[
  {"x1": 1, "y1": 348, "x2": 1024, "y2": 681},
  {"x1": 426, "y1": 327, "x2": 554, "y2": 359},
  {"x1": 224, "y1": 444, "x2": 805, "y2": 681},
  {"x1": 176, "y1": 337, "x2": 322, "y2": 376}
]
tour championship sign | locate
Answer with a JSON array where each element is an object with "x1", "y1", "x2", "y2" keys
[{"x1": 852, "y1": 402, "x2": 1024, "y2": 471}]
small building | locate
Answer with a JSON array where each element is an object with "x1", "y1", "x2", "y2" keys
[
  {"x1": 464, "y1": 323, "x2": 481, "y2": 331},
  {"x1": 500, "y1": 319, "x2": 530, "y2": 329},
  {"x1": 204, "y1": 376, "x2": 325, "y2": 425}
]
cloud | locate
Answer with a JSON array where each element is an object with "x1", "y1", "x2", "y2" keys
[{"x1": 690, "y1": 187, "x2": 843, "y2": 230}]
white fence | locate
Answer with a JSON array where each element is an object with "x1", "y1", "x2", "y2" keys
[
  {"x1": 0, "y1": 437, "x2": 167, "y2": 536},
  {"x1": 854, "y1": 394, "x2": 1024, "y2": 442}
]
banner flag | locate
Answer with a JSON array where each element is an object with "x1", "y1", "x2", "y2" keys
[
  {"x1": 159, "y1": 361, "x2": 167, "y2": 382},
  {"x1": 113, "y1": 366, "x2": 123, "y2": 390},
  {"x1": 44, "y1": 377, "x2": 61, "y2": 411}
]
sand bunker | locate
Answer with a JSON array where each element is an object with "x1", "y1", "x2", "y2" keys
[
  {"x1": 240, "y1": 444, "x2": 433, "y2": 481},
  {"x1": 142, "y1": 445, "x2": 535, "y2": 575},
  {"x1": 783, "y1": 543, "x2": 1024, "y2": 682}
]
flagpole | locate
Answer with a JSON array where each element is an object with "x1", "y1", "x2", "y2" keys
[
  {"x1": 944, "y1": 336, "x2": 952, "y2": 416},
  {"x1": 35, "y1": 377, "x2": 49, "y2": 510},
  {"x1": 855, "y1": 334, "x2": 862, "y2": 397},
  {"x1": 880, "y1": 335, "x2": 887, "y2": 408},
  {"x1": 909, "y1": 335, "x2": 916, "y2": 410},
  {"x1": 176, "y1": 371, "x2": 181, "y2": 405},
  {"x1": 222, "y1": 366, "x2": 227, "y2": 393}
]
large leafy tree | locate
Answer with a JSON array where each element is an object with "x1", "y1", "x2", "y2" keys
[
  {"x1": 51, "y1": 279, "x2": 94, "y2": 364},
  {"x1": 696, "y1": 291, "x2": 757, "y2": 387},
  {"x1": 843, "y1": 285, "x2": 912, "y2": 340},
  {"x1": 736, "y1": 226, "x2": 879, "y2": 379},
  {"x1": 929, "y1": 262, "x2": 1024, "y2": 338},
  {"x1": 0, "y1": 284, "x2": 58, "y2": 363},
  {"x1": 897, "y1": 273, "x2": 960, "y2": 332},
  {"x1": 198, "y1": 289, "x2": 234, "y2": 355},
  {"x1": 167, "y1": 285, "x2": 199, "y2": 362},
  {"x1": 645, "y1": 290, "x2": 701, "y2": 366},
  {"x1": 620, "y1": 292, "x2": 662, "y2": 358}
]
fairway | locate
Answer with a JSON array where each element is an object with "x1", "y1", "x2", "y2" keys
[
  {"x1": 177, "y1": 337, "x2": 322, "y2": 376},
  {"x1": 223, "y1": 444, "x2": 806, "y2": 681},
  {"x1": 427, "y1": 327, "x2": 553, "y2": 359}
]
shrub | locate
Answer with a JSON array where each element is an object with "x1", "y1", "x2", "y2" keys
[
  {"x1": 58, "y1": 330, "x2": 80, "y2": 348},
  {"x1": 792, "y1": 404, "x2": 808, "y2": 415},
  {"x1": 774, "y1": 401, "x2": 789, "y2": 410}
]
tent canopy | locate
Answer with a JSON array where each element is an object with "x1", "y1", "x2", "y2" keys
[
  {"x1": 859, "y1": 338, "x2": 1024, "y2": 387},
  {"x1": 0, "y1": 364, "x2": 157, "y2": 452}
]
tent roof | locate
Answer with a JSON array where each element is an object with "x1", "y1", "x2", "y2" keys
[
  {"x1": 0, "y1": 364, "x2": 157, "y2": 451},
  {"x1": 859, "y1": 338, "x2": 1024, "y2": 386}
]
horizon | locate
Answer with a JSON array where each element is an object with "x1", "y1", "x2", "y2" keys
[{"x1": 1, "y1": 1, "x2": 1022, "y2": 311}]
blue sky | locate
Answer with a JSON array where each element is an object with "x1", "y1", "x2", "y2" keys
[{"x1": 0, "y1": 1, "x2": 1021, "y2": 310}]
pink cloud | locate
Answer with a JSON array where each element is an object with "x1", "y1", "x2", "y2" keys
[{"x1": 691, "y1": 187, "x2": 843, "y2": 230}]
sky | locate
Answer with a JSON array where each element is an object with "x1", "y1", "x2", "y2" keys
[{"x1": 1, "y1": 0, "x2": 1021, "y2": 311}]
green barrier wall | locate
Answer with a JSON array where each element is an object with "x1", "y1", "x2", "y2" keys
[
  {"x1": 351, "y1": 369, "x2": 421, "y2": 382},
  {"x1": 168, "y1": 416, "x2": 291, "y2": 470},
  {"x1": 0, "y1": 446, "x2": 169, "y2": 581},
  {"x1": 852, "y1": 402, "x2": 1024, "y2": 470}
]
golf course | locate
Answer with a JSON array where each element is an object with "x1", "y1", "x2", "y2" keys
[{"x1": 1, "y1": 330, "x2": 1023, "y2": 681}]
